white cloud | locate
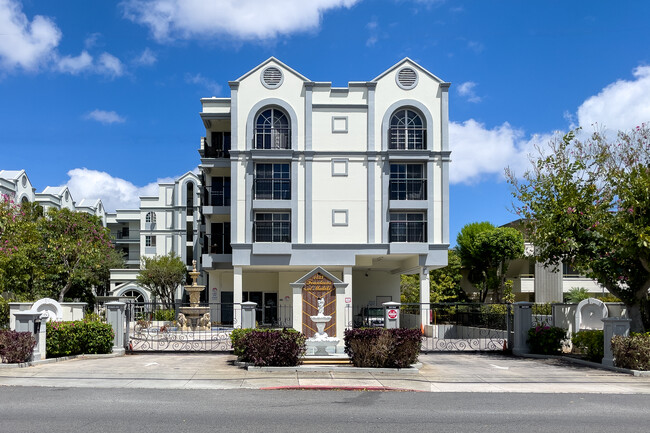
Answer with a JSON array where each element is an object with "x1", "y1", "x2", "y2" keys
[
  {"x1": 121, "y1": 0, "x2": 360, "y2": 41},
  {"x1": 0, "y1": 0, "x2": 61, "y2": 70},
  {"x1": 84, "y1": 109, "x2": 126, "y2": 124},
  {"x1": 97, "y1": 52, "x2": 124, "y2": 77},
  {"x1": 577, "y1": 65, "x2": 650, "y2": 133},
  {"x1": 84, "y1": 32, "x2": 101, "y2": 49},
  {"x1": 185, "y1": 73, "x2": 222, "y2": 95},
  {"x1": 457, "y1": 81, "x2": 481, "y2": 103},
  {"x1": 63, "y1": 168, "x2": 182, "y2": 212},
  {"x1": 56, "y1": 50, "x2": 93, "y2": 74},
  {"x1": 133, "y1": 47, "x2": 157, "y2": 66},
  {"x1": 365, "y1": 19, "x2": 378, "y2": 47}
]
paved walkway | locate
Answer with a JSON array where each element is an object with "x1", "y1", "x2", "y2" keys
[{"x1": 1, "y1": 352, "x2": 650, "y2": 393}]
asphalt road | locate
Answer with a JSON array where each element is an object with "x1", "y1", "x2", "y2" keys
[{"x1": 2, "y1": 387, "x2": 650, "y2": 433}]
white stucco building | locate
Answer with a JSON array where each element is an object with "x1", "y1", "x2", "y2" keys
[
  {"x1": 199, "y1": 58, "x2": 451, "y2": 336},
  {"x1": 107, "y1": 172, "x2": 202, "y2": 302}
]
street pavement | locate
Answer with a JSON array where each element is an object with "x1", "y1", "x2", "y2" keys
[{"x1": 2, "y1": 352, "x2": 650, "y2": 393}]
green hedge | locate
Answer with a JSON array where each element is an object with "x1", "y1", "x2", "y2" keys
[
  {"x1": 233, "y1": 328, "x2": 306, "y2": 366},
  {"x1": 571, "y1": 330, "x2": 604, "y2": 362},
  {"x1": 527, "y1": 325, "x2": 567, "y2": 355},
  {"x1": 0, "y1": 329, "x2": 36, "y2": 363},
  {"x1": 611, "y1": 333, "x2": 650, "y2": 371},
  {"x1": 46, "y1": 320, "x2": 114, "y2": 358},
  {"x1": 344, "y1": 328, "x2": 422, "y2": 368}
]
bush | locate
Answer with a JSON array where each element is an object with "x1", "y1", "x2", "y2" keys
[
  {"x1": 152, "y1": 309, "x2": 175, "y2": 321},
  {"x1": 564, "y1": 287, "x2": 591, "y2": 304},
  {"x1": 0, "y1": 297, "x2": 10, "y2": 329},
  {"x1": 344, "y1": 328, "x2": 422, "y2": 368},
  {"x1": 527, "y1": 325, "x2": 567, "y2": 355},
  {"x1": 46, "y1": 320, "x2": 114, "y2": 358},
  {"x1": 230, "y1": 328, "x2": 253, "y2": 358},
  {"x1": 238, "y1": 328, "x2": 306, "y2": 367},
  {"x1": 611, "y1": 333, "x2": 650, "y2": 371},
  {"x1": 0, "y1": 330, "x2": 36, "y2": 363},
  {"x1": 571, "y1": 330, "x2": 604, "y2": 362}
]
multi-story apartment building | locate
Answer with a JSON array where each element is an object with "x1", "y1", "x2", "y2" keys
[
  {"x1": 107, "y1": 172, "x2": 202, "y2": 302},
  {"x1": 199, "y1": 58, "x2": 451, "y2": 337}
]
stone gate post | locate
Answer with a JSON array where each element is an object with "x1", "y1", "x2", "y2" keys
[
  {"x1": 513, "y1": 302, "x2": 533, "y2": 356},
  {"x1": 602, "y1": 317, "x2": 632, "y2": 367},
  {"x1": 241, "y1": 302, "x2": 257, "y2": 329},
  {"x1": 13, "y1": 310, "x2": 46, "y2": 361},
  {"x1": 383, "y1": 302, "x2": 401, "y2": 329},
  {"x1": 106, "y1": 301, "x2": 126, "y2": 355}
]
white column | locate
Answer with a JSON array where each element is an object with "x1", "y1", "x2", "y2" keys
[
  {"x1": 420, "y1": 267, "x2": 430, "y2": 329},
  {"x1": 233, "y1": 267, "x2": 243, "y2": 329},
  {"x1": 292, "y1": 284, "x2": 302, "y2": 333},
  {"x1": 339, "y1": 267, "x2": 353, "y2": 335}
]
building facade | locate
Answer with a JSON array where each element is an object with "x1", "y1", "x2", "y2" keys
[{"x1": 199, "y1": 58, "x2": 451, "y2": 336}]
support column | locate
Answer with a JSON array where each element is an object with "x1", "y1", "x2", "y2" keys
[
  {"x1": 420, "y1": 267, "x2": 430, "y2": 329},
  {"x1": 241, "y1": 302, "x2": 257, "y2": 329},
  {"x1": 233, "y1": 267, "x2": 243, "y2": 329},
  {"x1": 339, "y1": 267, "x2": 353, "y2": 336},
  {"x1": 513, "y1": 302, "x2": 533, "y2": 355},
  {"x1": 602, "y1": 317, "x2": 631, "y2": 367},
  {"x1": 105, "y1": 302, "x2": 126, "y2": 355}
]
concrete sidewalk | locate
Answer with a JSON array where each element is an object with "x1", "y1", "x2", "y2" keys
[{"x1": 1, "y1": 352, "x2": 650, "y2": 393}]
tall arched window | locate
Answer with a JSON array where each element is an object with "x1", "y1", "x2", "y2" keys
[
  {"x1": 255, "y1": 108, "x2": 290, "y2": 149},
  {"x1": 186, "y1": 182, "x2": 194, "y2": 216},
  {"x1": 145, "y1": 211, "x2": 156, "y2": 223},
  {"x1": 389, "y1": 108, "x2": 425, "y2": 150}
]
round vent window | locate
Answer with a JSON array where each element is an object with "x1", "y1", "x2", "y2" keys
[
  {"x1": 261, "y1": 66, "x2": 283, "y2": 89},
  {"x1": 21, "y1": 175, "x2": 27, "y2": 187},
  {"x1": 396, "y1": 67, "x2": 418, "y2": 90}
]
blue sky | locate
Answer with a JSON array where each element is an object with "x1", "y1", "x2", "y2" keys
[{"x1": 2, "y1": 0, "x2": 650, "y2": 245}]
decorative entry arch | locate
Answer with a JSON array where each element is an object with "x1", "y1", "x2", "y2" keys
[{"x1": 290, "y1": 267, "x2": 348, "y2": 338}]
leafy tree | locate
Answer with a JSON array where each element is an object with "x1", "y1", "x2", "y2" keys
[
  {"x1": 136, "y1": 253, "x2": 186, "y2": 309},
  {"x1": 456, "y1": 222, "x2": 524, "y2": 302},
  {"x1": 400, "y1": 250, "x2": 466, "y2": 303},
  {"x1": 38, "y1": 208, "x2": 122, "y2": 302},
  {"x1": 506, "y1": 126, "x2": 650, "y2": 331}
]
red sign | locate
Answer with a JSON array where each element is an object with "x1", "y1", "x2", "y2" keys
[{"x1": 388, "y1": 309, "x2": 398, "y2": 319}]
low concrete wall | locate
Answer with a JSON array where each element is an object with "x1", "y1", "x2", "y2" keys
[
  {"x1": 552, "y1": 303, "x2": 627, "y2": 334},
  {"x1": 9, "y1": 302, "x2": 86, "y2": 330}
]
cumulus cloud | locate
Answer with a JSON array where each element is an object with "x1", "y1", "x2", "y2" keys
[
  {"x1": 56, "y1": 51, "x2": 93, "y2": 74},
  {"x1": 457, "y1": 81, "x2": 481, "y2": 103},
  {"x1": 96, "y1": 52, "x2": 124, "y2": 77},
  {"x1": 0, "y1": 0, "x2": 61, "y2": 70},
  {"x1": 63, "y1": 168, "x2": 181, "y2": 212},
  {"x1": 185, "y1": 73, "x2": 222, "y2": 95},
  {"x1": 577, "y1": 65, "x2": 650, "y2": 133},
  {"x1": 121, "y1": 0, "x2": 360, "y2": 41},
  {"x1": 85, "y1": 109, "x2": 126, "y2": 124}
]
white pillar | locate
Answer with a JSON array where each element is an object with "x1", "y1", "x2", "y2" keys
[
  {"x1": 513, "y1": 302, "x2": 533, "y2": 355},
  {"x1": 233, "y1": 267, "x2": 243, "y2": 329},
  {"x1": 292, "y1": 282, "x2": 302, "y2": 333},
  {"x1": 420, "y1": 267, "x2": 430, "y2": 329},
  {"x1": 337, "y1": 266, "x2": 353, "y2": 339},
  {"x1": 105, "y1": 302, "x2": 126, "y2": 355}
]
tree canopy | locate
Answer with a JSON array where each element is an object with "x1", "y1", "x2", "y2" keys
[
  {"x1": 136, "y1": 253, "x2": 186, "y2": 308},
  {"x1": 456, "y1": 222, "x2": 524, "y2": 302},
  {"x1": 400, "y1": 250, "x2": 466, "y2": 304},
  {"x1": 506, "y1": 125, "x2": 650, "y2": 331}
]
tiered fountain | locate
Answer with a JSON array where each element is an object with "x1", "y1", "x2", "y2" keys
[
  {"x1": 178, "y1": 260, "x2": 211, "y2": 331},
  {"x1": 306, "y1": 297, "x2": 339, "y2": 356}
]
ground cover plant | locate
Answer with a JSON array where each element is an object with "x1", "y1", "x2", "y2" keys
[
  {"x1": 344, "y1": 328, "x2": 422, "y2": 368},
  {"x1": 527, "y1": 325, "x2": 567, "y2": 355},
  {"x1": 0, "y1": 329, "x2": 36, "y2": 363}
]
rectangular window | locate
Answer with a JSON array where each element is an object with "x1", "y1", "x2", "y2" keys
[
  {"x1": 206, "y1": 222, "x2": 232, "y2": 254},
  {"x1": 208, "y1": 176, "x2": 231, "y2": 206},
  {"x1": 145, "y1": 235, "x2": 157, "y2": 247},
  {"x1": 254, "y1": 163, "x2": 290, "y2": 200},
  {"x1": 254, "y1": 212, "x2": 291, "y2": 243},
  {"x1": 389, "y1": 164, "x2": 426, "y2": 200},
  {"x1": 389, "y1": 212, "x2": 427, "y2": 242}
]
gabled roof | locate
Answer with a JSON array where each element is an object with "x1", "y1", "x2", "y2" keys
[
  {"x1": 0, "y1": 170, "x2": 25, "y2": 181},
  {"x1": 234, "y1": 57, "x2": 311, "y2": 83},
  {"x1": 372, "y1": 57, "x2": 447, "y2": 84},
  {"x1": 289, "y1": 266, "x2": 348, "y2": 289}
]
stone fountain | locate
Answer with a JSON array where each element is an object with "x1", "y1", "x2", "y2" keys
[
  {"x1": 306, "y1": 297, "x2": 339, "y2": 356},
  {"x1": 178, "y1": 260, "x2": 211, "y2": 331}
]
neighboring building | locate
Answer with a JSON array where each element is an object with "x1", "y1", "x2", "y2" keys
[
  {"x1": 107, "y1": 172, "x2": 202, "y2": 303},
  {"x1": 199, "y1": 58, "x2": 450, "y2": 336},
  {"x1": 0, "y1": 169, "x2": 106, "y2": 226}
]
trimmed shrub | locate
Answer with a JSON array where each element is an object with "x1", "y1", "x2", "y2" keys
[
  {"x1": 571, "y1": 330, "x2": 604, "y2": 362},
  {"x1": 230, "y1": 328, "x2": 253, "y2": 358},
  {"x1": 527, "y1": 325, "x2": 567, "y2": 355},
  {"x1": 153, "y1": 309, "x2": 175, "y2": 321},
  {"x1": 344, "y1": 328, "x2": 422, "y2": 368},
  {"x1": 239, "y1": 329, "x2": 306, "y2": 367},
  {"x1": 0, "y1": 330, "x2": 36, "y2": 363},
  {"x1": 611, "y1": 333, "x2": 650, "y2": 371},
  {"x1": 46, "y1": 320, "x2": 114, "y2": 358}
]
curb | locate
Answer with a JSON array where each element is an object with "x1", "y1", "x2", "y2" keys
[
  {"x1": 0, "y1": 350, "x2": 125, "y2": 369},
  {"x1": 519, "y1": 353, "x2": 650, "y2": 377},
  {"x1": 246, "y1": 363, "x2": 422, "y2": 373},
  {"x1": 260, "y1": 386, "x2": 421, "y2": 391}
]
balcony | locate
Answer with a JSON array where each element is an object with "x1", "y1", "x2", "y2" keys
[
  {"x1": 111, "y1": 232, "x2": 139, "y2": 243},
  {"x1": 201, "y1": 233, "x2": 232, "y2": 269},
  {"x1": 254, "y1": 128, "x2": 291, "y2": 150},
  {"x1": 203, "y1": 185, "x2": 231, "y2": 206},
  {"x1": 388, "y1": 127, "x2": 426, "y2": 150}
]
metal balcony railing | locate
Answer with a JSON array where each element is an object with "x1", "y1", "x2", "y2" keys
[
  {"x1": 388, "y1": 127, "x2": 426, "y2": 150},
  {"x1": 203, "y1": 186, "x2": 231, "y2": 206},
  {"x1": 254, "y1": 128, "x2": 291, "y2": 149},
  {"x1": 202, "y1": 234, "x2": 232, "y2": 255},
  {"x1": 389, "y1": 221, "x2": 427, "y2": 242}
]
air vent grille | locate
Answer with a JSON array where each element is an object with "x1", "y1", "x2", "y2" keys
[
  {"x1": 397, "y1": 67, "x2": 418, "y2": 89},
  {"x1": 262, "y1": 66, "x2": 283, "y2": 88}
]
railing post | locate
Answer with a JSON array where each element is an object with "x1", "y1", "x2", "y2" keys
[
  {"x1": 512, "y1": 302, "x2": 533, "y2": 355},
  {"x1": 106, "y1": 301, "x2": 126, "y2": 355},
  {"x1": 383, "y1": 302, "x2": 401, "y2": 329},
  {"x1": 601, "y1": 317, "x2": 632, "y2": 367},
  {"x1": 241, "y1": 302, "x2": 257, "y2": 329}
]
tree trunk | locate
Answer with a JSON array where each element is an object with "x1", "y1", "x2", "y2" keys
[
  {"x1": 626, "y1": 304, "x2": 646, "y2": 333},
  {"x1": 58, "y1": 280, "x2": 72, "y2": 303}
]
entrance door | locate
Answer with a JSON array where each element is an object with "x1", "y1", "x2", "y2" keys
[{"x1": 263, "y1": 293, "x2": 278, "y2": 325}]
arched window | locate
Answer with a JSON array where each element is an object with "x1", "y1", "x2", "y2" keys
[
  {"x1": 389, "y1": 108, "x2": 425, "y2": 150},
  {"x1": 145, "y1": 211, "x2": 156, "y2": 223},
  {"x1": 186, "y1": 182, "x2": 194, "y2": 216},
  {"x1": 255, "y1": 108, "x2": 290, "y2": 149}
]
